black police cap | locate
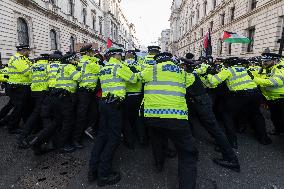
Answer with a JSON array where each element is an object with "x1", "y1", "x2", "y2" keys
[
  {"x1": 62, "y1": 52, "x2": 77, "y2": 62},
  {"x1": 186, "y1": 53, "x2": 194, "y2": 60},
  {"x1": 106, "y1": 48, "x2": 123, "y2": 55},
  {"x1": 148, "y1": 46, "x2": 161, "y2": 52},
  {"x1": 50, "y1": 54, "x2": 62, "y2": 60},
  {"x1": 125, "y1": 50, "x2": 136, "y2": 55},
  {"x1": 261, "y1": 52, "x2": 283, "y2": 60},
  {"x1": 154, "y1": 52, "x2": 173, "y2": 62},
  {"x1": 16, "y1": 45, "x2": 30, "y2": 51},
  {"x1": 53, "y1": 50, "x2": 63, "y2": 56},
  {"x1": 80, "y1": 44, "x2": 93, "y2": 53}
]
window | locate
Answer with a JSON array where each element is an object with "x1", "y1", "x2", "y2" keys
[
  {"x1": 196, "y1": 5, "x2": 200, "y2": 20},
  {"x1": 247, "y1": 27, "x2": 255, "y2": 52},
  {"x1": 251, "y1": 0, "x2": 257, "y2": 10},
  {"x1": 219, "y1": 40, "x2": 223, "y2": 55},
  {"x1": 230, "y1": 6, "x2": 235, "y2": 21},
  {"x1": 200, "y1": 28, "x2": 204, "y2": 37},
  {"x1": 50, "y1": 0, "x2": 55, "y2": 5},
  {"x1": 204, "y1": 1, "x2": 207, "y2": 16},
  {"x1": 69, "y1": 0, "x2": 74, "y2": 16},
  {"x1": 17, "y1": 18, "x2": 29, "y2": 46},
  {"x1": 210, "y1": 21, "x2": 213, "y2": 31},
  {"x1": 228, "y1": 43, "x2": 232, "y2": 55},
  {"x1": 50, "y1": 29, "x2": 58, "y2": 50},
  {"x1": 82, "y1": 8, "x2": 87, "y2": 25},
  {"x1": 70, "y1": 36, "x2": 75, "y2": 52},
  {"x1": 220, "y1": 13, "x2": 225, "y2": 26},
  {"x1": 212, "y1": 0, "x2": 217, "y2": 9},
  {"x1": 92, "y1": 16, "x2": 96, "y2": 30}
]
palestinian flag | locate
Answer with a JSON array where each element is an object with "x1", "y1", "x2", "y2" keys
[{"x1": 222, "y1": 31, "x2": 251, "y2": 44}]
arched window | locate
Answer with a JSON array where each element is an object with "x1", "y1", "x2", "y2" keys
[
  {"x1": 70, "y1": 36, "x2": 75, "y2": 52},
  {"x1": 83, "y1": 8, "x2": 87, "y2": 25},
  {"x1": 50, "y1": 29, "x2": 58, "y2": 50},
  {"x1": 69, "y1": 0, "x2": 74, "y2": 16},
  {"x1": 17, "y1": 18, "x2": 29, "y2": 46}
]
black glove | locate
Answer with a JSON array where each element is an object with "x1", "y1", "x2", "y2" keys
[
  {"x1": 76, "y1": 66, "x2": 82, "y2": 71},
  {"x1": 130, "y1": 66, "x2": 138, "y2": 73},
  {"x1": 206, "y1": 67, "x2": 218, "y2": 75},
  {"x1": 247, "y1": 71, "x2": 254, "y2": 79}
]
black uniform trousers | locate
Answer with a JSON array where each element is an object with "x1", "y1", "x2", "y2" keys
[
  {"x1": 73, "y1": 88, "x2": 99, "y2": 143},
  {"x1": 89, "y1": 100, "x2": 122, "y2": 177},
  {"x1": 145, "y1": 118, "x2": 198, "y2": 189},
  {"x1": 6, "y1": 84, "x2": 31, "y2": 132},
  {"x1": 0, "y1": 98, "x2": 13, "y2": 120},
  {"x1": 122, "y1": 94, "x2": 145, "y2": 145},
  {"x1": 221, "y1": 90, "x2": 269, "y2": 145},
  {"x1": 192, "y1": 94, "x2": 237, "y2": 161},
  {"x1": 32, "y1": 94, "x2": 59, "y2": 147},
  {"x1": 20, "y1": 91, "x2": 46, "y2": 139},
  {"x1": 267, "y1": 98, "x2": 284, "y2": 133},
  {"x1": 33, "y1": 91, "x2": 74, "y2": 148}
]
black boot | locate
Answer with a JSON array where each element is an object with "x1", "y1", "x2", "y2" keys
[
  {"x1": 73, "y1": 141, "x2": 84, "y2": 149},
  {"x1": 88, "y1": 170, "x2": 97, "y2": 183},
  {"x1": 212, "y1": 158, "x2": 240, "y2": 172},
  {"x1": 97, "y1": 172, "x2": 121, "y2": 187},
  {"x1": 258, "y1": 137, "x2": 272, "y2": 145}
]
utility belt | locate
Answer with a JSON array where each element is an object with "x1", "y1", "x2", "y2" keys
[
  {"x1": 7, "y1": 83, "x2": 29, "y2": 89},
  {"x1": 230, "y1": 88, "x2": 259, "y2": 96},
  {"x1": 101, "y1": 93, "x2": 124, "y2": 105},
  {"x1": 49, "y1": 88, "x2": 71, "y2": 97},
  {"x1": 78, "y1": 87, "x2": 95, "y2": 93},
  {"x1": 126, "y1": 92, "x2": 142, "y2": 97}
]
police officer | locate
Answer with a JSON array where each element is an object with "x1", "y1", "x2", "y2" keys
[
  {"x1": 207, "y1": 57, "x2": 271, "y2": 149},
  {"x1": 6, "y1": 45, "x2": 32, "y2": 134},
  {"x1": 88, "y1": 48, "x2": 137, "y2": 187},
  {"x1": 143, "y1": 46, "x2": 160, "y2": 66},
  {"x1": 0, "y1": 65, "x2": 13, "y2": 127},
  {"x1": 139, "y1": 52, "x2": 198, "y2": 189},
  {"x1": 73, "y1": 45, "x2": 100, "y2": 149},
  {"x1": 122, "y1": 50, "x2": 146, "y2": 149},
  {"x1": 179, "y1": 58, "x2": 240, "y2": 172},
  {"x1": 29, "y1": 52, "x2": 81, "y2": 154},
  {"x1": 251, "y1": 53, "x2": 284, "y2": 135},
  {"x1": 17, "y1": 54, "x2": 50, "y2": 148}
]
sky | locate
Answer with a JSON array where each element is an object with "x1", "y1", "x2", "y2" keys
[{"x1": 122, "y1": 0, "x2": 172, "y2": 47}]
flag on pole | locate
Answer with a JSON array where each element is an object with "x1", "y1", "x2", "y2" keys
[
  {"x1": 222, "y1": 31, "x2": 251, "y2": 44},
  {"x1": 107, "y1": 38, "x2": 113, "y2": 48},
  {"x1": 203, "y1": 30, "x2": 212, "y2": 57}
]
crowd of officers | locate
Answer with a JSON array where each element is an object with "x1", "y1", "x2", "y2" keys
[{"x1": 0, "y1": 43, "x2": 284, "y2": 189}]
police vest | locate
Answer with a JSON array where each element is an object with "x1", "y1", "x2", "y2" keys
[
  {"x1": 31, "y1": 60, "x2": 49, "y2": 92},
  {"x1": 7, "y1": 53, "x2": 31, "y2": 85},
  {"x1": 226, "y1": 66, "x2": 257, "y2": 91},
  {"x1": 100, "y1": 57, "x2": 136, "y2": 98},
  {"x1": 143, "y1": 55, "x2": 156, "y2": 66},
  {"x1": 47, "y1": 61, "x2": 61, "y2": 88},
  {"x1": 143, "y1": 61, "x2": 195, "y2": 120},
  {"x1": 125, "y1": 59, "x2": 143, "y2": 93},
  {"x1": 78, "y1": 56, "x2": 99, "y2": 90},
  {"x1": 55, "y1": 64, "x2": 81, "y2": 93},
  {"x1": 257, "y1": 65, "x2": 284, "y2": 100}
]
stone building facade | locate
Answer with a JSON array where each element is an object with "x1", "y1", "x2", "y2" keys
[
  {"x1": 0, "y1": 0, "x2": 140, "y2": 63},
  {"x1": 159, "y1": 29, "x2": 171, "y2": 52},
  {"x1": 169, "y1": 0, "x2": 284, "y2": 58}
]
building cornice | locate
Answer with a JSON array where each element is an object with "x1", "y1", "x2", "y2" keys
[
  {"x1": 175, "y1": 0, "x2": 282, "y2": 49},
  {"x1": 13, "y1": 0, "x2": 107, "y2": 43}
]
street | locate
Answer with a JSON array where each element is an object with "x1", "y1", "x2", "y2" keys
[{"x1": 0, "y1": 97, "x2": 284, "y2": 189}]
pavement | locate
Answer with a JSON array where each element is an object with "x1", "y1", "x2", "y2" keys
[{"x1": 0, "y1": 96, "x2": 284, "y2": 189}]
